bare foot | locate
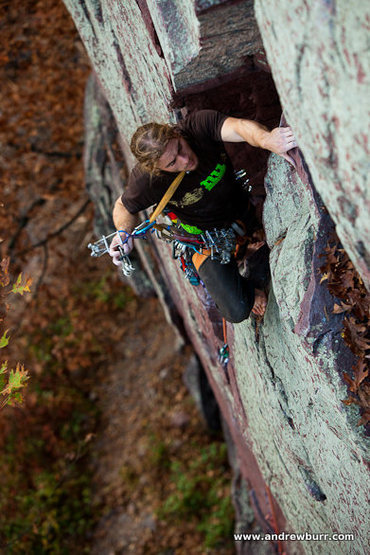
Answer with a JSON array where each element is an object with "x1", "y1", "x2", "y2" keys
[
  {"x1": 244, "y1": 240, "x2": 266, "y2": 258},
  {"x1": 251, "y1": 288, "x2": 267, "y2": 317},
  {"x1": 251, "y1": 240, "x2": 266, "y2": 251}
]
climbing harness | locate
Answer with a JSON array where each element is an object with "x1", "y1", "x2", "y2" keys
[
  {"x1": 88, "y1": 168, "x2": 250, "y2": 278},
  {"x1": 88, "y1": 220, "x2": 240, "y2": 279},
  {"x1": 88, "y1": 168, "x2": 251, "y2": 374}
]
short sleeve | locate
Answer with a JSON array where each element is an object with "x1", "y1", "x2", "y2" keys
[
  {"x1": 121, "y1": 166, "x2": 153, "y2": 214},
  {"x1": 179, "y1": 110, "x2": 228, "y2": 144}
]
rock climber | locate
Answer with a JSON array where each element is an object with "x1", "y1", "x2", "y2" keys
[{"x1": 109, "y1": 110, "x2": 296, "y2": 322}]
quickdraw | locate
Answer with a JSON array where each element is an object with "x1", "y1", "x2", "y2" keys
[
  {"x1": 87, "y1": 220, "x2": 157, "y2": 276},
  {"x1": 88, "y1": 167, "x2": 250, "y2": 278},
  {"x1": 218, "y1": 318, "x2": 230, "y2": 382},
  {"x1": 178, "y1": 251, "x2": 201, "y2": 287},
  {"x1": 88, "y1": 168, "x2": 251, "y2": 375},
  {"x1": 88, "y1": 219, "x2": 240, "y2": 278}
]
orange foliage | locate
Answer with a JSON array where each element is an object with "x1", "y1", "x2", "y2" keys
[
  {"x1": 320, "y1": 237, "x2": 370, "y2": 426},
  {"x1": 0, "y1": 0, "x2": 90, "y2": 254}
]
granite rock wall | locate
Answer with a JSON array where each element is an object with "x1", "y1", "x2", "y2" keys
[
  {"x1": 65, "y1": 1, "x2": 369, "y2": 552},
  {"x1": 255, "y1": 0, "x2": 370, "y2": 291}
]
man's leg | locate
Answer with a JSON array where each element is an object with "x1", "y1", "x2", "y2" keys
[
  {"x1": 238, "y1": 243, "x2": 271, "y2": 289},
  {"x1": 192, "y1": 253, "x2": 255, "y2": 323}
]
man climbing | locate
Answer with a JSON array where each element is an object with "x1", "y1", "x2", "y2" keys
[{"x1": 109, "y1": 110, "x2": 296, "y2": 322}]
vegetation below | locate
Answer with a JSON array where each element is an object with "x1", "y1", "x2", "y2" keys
[{"x1": 0, "y1": 1, "x2": 236, "y2": 552}]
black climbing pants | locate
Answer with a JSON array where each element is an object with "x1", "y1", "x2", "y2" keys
[
  {"x1": 189, "y1": 186, "x2": 268, "y2": 323},
  {"x1": 195, "y1": 255, "x2": 255, "y2": 324}
]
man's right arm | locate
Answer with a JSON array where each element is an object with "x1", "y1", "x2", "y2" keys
[
  {"x1": 113, "y1": 196, "x2": 139, "y2": 232},
  {"x1": 109, "y1": 197, "x2": 139, "y2": 265}
]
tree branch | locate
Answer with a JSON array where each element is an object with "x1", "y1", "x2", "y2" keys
[
  {"x1": 15, "y1": 199, "x2": 91, "y2": 257},
  {"x1": 7, "y1": 198, "x2": 46, "y2": 254}
]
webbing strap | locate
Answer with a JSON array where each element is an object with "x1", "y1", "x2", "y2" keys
[
  {"x1": 222, "y1": 318, "x2": 227, "y2": 345},
  {"x1": 149, "y1": 171, "x2": 186, "y2": 223}
]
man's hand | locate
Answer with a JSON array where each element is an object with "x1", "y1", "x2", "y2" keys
[
  {"x1": 221, "y1": 118, "x2": 298, "y2": 168},
  {"x1": 109, "y1": 233, "x2": 133, "y2": 266},
  {"x1": 262, "y1": 127, "x2": 297, "y2": 167},
  {"x1": 110, "y1": 197, "x2": 139, "y2": 265}
]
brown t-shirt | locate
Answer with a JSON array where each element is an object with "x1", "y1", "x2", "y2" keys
[{"x1": 121, "y1": 110, "x2": 242, "y2": 230}]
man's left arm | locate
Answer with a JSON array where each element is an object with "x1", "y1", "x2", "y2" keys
[{"x1": 220, "y1": 117, "x2": 297, "y2": 167}]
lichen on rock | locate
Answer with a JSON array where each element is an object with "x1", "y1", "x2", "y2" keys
[{"x1": 64, "y1": 0, "x2": 369, "y2": 550}]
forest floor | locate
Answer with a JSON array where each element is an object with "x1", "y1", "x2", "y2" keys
[
  {"x1": 0, "y1": 1, "x2": 235, "y2": 553},
  {"x1": 87, "y1": 263, "x2": 235, "y2": 554}
]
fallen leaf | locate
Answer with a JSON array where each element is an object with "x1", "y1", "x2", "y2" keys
[
  {"x1": 11, "y1": 274, "x2": 32, "y2": 296},
  {"x1": 352, "y1": 359, "x2": 369, "y2": 389},
  {"x1": 0, "y1": 330, "x2": 10, "y2": 349},
  {"x1": 332, "y1": 302, "x2": 352, "y2": 314},
  {"x1": 274, "y1": 236, "x2": 286, "y2": 246},
  {"x1": 343, "y1": 372, "x2": 357, "y2": 393},
  {"x1": 341, "y1": 397, "x2": 356, "y2": 406}
]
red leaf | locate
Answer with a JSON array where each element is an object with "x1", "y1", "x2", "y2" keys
[
  {"x1": 341, "y1": 397, "x2": 356, "y2": 406},
  {"x1": 343, "y1": 372, "x2": 357, "y2": 393},
  {"x1": 343, "y1": 317, "x2": 370, "y2": 356},
  {"x1": 332, "y1": 302, "x2": 352, "y2": 314},
  {"x1": 352, "y1": 359, "x2": 369, "y2": 389}
]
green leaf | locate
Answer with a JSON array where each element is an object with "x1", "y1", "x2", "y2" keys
[
  {"x1": 7, "y1": 390, "x2": 24, "y2": 406},
  {"x1": 8, "y1": 365, "x2": 29, "y2": 390},
  {"x1": 0, "y1": 360, "x2": 8, "y2": 374},
  {"x1": 11, "y1": 274, "x2": 32, "y2": 296},
  {"x1": 0, "y1": 330, "x2": 10, "y2": 349},
  {"x1": 0, "y1": 362, "x2": 6, "y2": 390},
  {"x1": 1, "y1": 364, "x2": 29, "y2": 397}
]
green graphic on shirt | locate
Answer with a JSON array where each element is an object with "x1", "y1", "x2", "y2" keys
[
  {"x1": 180, "y1": 222, "x2": 203, "y2": 235},
  {"x1": 200, "y1": 163, "x2": 226, "y2": 191}
]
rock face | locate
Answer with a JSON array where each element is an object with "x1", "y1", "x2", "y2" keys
[
  {"x1": 154, "y1": 152, "x2": 368, "y2": 553},
  {"x1": 84, "y1": 74, "x2": 155, "y2": 298},
  {"x1": 64, "y1": 0, "x2": 369, "y2": 552},
  {"x1": 174, "y1": 0, "x2": 263, "y2": 92},
  {"x1": 255, "y1": 1, "x2": 370, "y2": 291},
  {"x1": 238, "y1": 151, "x2": 368, "y2": 547}
]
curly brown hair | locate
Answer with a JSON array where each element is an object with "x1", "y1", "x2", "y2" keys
[{"x1": 130, "y1": 122, "x2": 179, "y2": 175}]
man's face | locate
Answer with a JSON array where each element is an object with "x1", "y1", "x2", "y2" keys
[{"x1": 156, "y1": 137, "x2": 198, "y2": 173}]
